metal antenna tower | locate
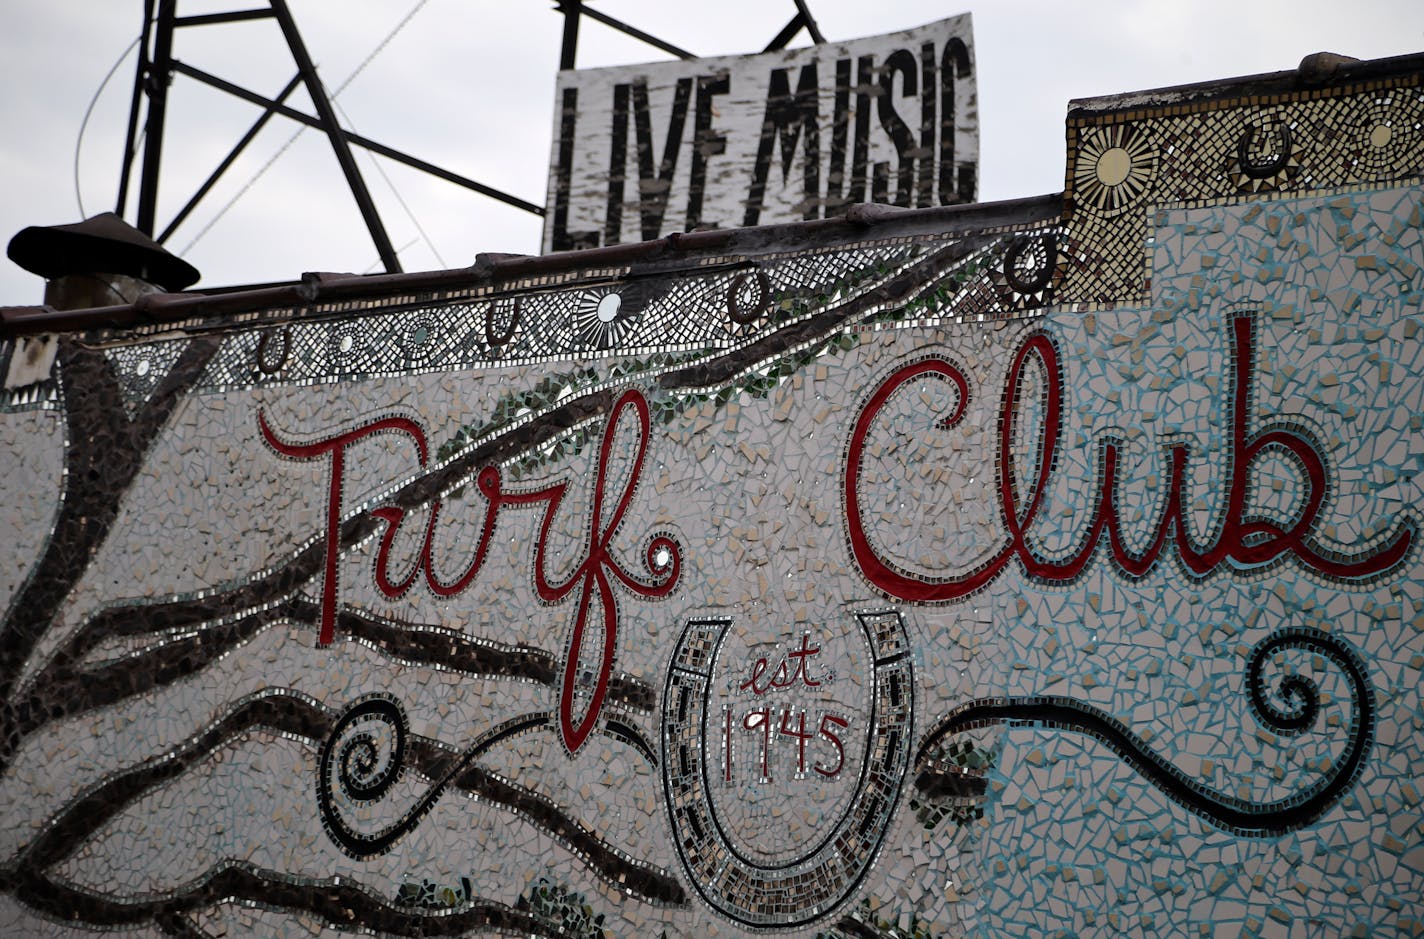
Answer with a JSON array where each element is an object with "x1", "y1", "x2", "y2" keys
[
  {"x1": 116, "y1": 0, "x2": 824, "y2": 277},
  {"x1": 552, "y1": 0, "x2": 824, "y2": 68}
]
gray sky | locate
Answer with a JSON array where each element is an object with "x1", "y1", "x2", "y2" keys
[{"x1": 2, "y1": 1, "x2": 1422, "y2": 303}]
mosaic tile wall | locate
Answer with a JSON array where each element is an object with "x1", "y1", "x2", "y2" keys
[
  {"x1": 1062, "y1": 61, "x2": 1424, "y2": 305},
  {"x1": 1, "y1": 61, "x2": 1422, "y2": 938}
]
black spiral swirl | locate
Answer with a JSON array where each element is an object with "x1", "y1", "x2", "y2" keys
[
  {"x1": 317, "y1": 694, "x2": 442, "y2": 859},
  {"x1": 332, "y1": 704, "x2": 406, "y2": 802},
  {"x1": 1247, "y1": 628, "x2": 1326, "y2": 736},
  {"x1": 915, "y1": 626, "x2": 1373, "y2": 835},
  {"x1": 317, "y1": 700, "x2": 643, "y2": 861}
]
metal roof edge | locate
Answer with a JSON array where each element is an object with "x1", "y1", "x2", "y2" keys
[
  {"x1": 0, "y1": 194, "x2": 1064, "y2": 339},
  {"x1": 1067, "y1": 51, "x2": 1424, "y2": 120}
]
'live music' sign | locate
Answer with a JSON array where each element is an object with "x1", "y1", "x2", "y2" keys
[{"x1": 542, "y1": 14, "x2": 978, "y2": 252}]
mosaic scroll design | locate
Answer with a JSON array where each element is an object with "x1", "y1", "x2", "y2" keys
[
  {"x1": 915, "y1": 626, "x2": 1374, "y2": 836},
  {"x1": 314, "y1": 695, "x2": 682, "y2": 903}
]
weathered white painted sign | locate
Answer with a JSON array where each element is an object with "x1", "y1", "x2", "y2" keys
[{"x1": 542, "y1": 14, "x2": 977, "y2": 252}]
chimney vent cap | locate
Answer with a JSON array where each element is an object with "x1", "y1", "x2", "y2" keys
[{"x1": 7, "y1": 212, "x2": 200, "y2": 291}]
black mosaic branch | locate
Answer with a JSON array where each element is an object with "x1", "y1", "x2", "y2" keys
[
  {"x1": 914, "y1": 627, "x2": 1373, "y2": 835},
  {"x1": 604, "y1": 717, "x2": 658, "y2": 766},
  {"x1": 1, "y1": 858, "x2": 550, "y2": 937},
  {"x1": 153, "y1": 909, "x2": 215, "y2": 939},
  {"x1": 0, "y1": 338, "x2": 221, "y2": 746},
  {"x1": 5, "y1": 600, "x2": 653, "y2": 776},
  {"x1": 321, "y1": 603, "x2": 654, "y2": 712},
  {"x1": 12, "y1": 690, "x2": 684, "y2": 907},
  {"x1": 17, "y1": 691, "x2": 327, "y2": 872}
]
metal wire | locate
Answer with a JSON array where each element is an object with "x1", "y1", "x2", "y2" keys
[
  {"x1": 180, "y1": 0, "x2": 430, "y2": 254},
  {"x1": 334, "y1": 99, "x2": 448, "y2": 270},
  {"x1": 75, "y1": 35, "x2": 143, "y2": 217}
]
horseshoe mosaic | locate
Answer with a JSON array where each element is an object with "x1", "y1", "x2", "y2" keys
[
  {"x1": 661, "y1": 611, "x2": 913, "y2": 929},
  {"x1": 1236, "y1": 117, "x2": 1295, "y2": 180},
  {"x1": 727, "y1": 269, "x2": 773, "y2": 326},
  {"x1": 254, "y1": 325, "x2": 290, "y2": 374},
  {"x1": 483, "y1": 297, "x2": 521, "y2": 347}
]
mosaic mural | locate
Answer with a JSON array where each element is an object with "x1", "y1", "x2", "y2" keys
[{"x1": 1, "y1": 54, "x2": 1422, "y2": 938}]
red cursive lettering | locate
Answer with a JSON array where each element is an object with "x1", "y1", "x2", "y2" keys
[
  {"x1": 844, "y1": 315, "x2": 1415, "y2": 601},
  {"x1": 259, "y1": 411, "x2": 428, "y2": 646},
  {"x1": 262, "y1": 390, "x2": 679, "y2": 755},
  {"x1": 739, "y1": 633, "x2": 823, "y2": 695}
]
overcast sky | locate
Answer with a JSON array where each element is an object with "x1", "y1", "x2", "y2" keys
[{"x1": 2, "y1": 0, "x2": 1422, "y2": 303}]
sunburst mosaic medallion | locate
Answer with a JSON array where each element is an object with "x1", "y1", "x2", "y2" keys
[{"x1": 1072, "y1": 122, "x2": 1157, "y2": 216}]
